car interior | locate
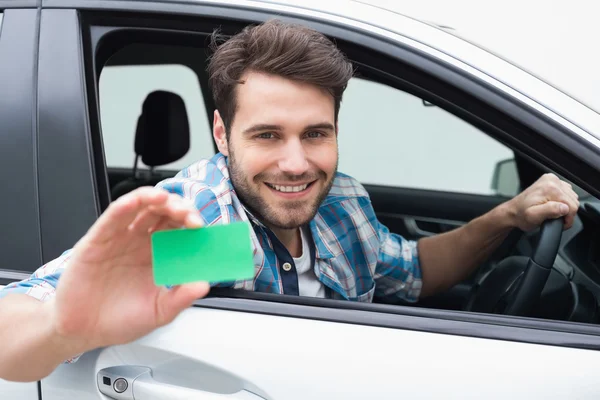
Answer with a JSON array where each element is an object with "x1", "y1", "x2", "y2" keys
[
  {"x1": 109, "y1": 89, "x2": 191, "y2": 200},
  {"x1": 94, "y1": 22, "x2": 600, "y2": 327}
]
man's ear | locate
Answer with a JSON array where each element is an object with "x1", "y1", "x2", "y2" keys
[{"x1": 213, "y1": 110, "x2": 229, "y2": 156}]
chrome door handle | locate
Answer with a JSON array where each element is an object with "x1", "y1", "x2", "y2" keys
[{"x1": 98, "y1": 366, "x2": 265, "y2": 400}]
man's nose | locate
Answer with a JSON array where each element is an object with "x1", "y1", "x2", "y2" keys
[{"x1": 278, "y1": 139, "x2": 309, "y2": 176}]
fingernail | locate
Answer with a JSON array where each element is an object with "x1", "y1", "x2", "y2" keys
[{"x1": 560, "y1": 204, "x2": 569, "y2": 215}]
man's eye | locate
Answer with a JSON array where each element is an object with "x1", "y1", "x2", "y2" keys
[
  {"x1": 306, "y1": 131, "x2": 324, "y2": 139},
  {"x1": 257, "y1": 132, "x2": 275, "y2": 139}
]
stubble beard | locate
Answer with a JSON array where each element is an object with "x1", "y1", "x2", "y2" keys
[{"x1": 228, "y1": 149, "x2": 337, "y2": 230}]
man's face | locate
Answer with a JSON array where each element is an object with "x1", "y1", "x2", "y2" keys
[{"x1": 213, "y1": 71, "x2": 338, "y2": 230}]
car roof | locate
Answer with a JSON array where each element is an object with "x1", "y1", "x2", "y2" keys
[
  {"x1": 201, "y1": 0, "x2": 600, "y2": 142},
  {"x1": 41, "y1": 0, "x2": 600, "y2": 143}
]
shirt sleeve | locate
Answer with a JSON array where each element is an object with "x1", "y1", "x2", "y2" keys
[
  {"x1": 0, "y1": 249, "x2": 71, "y2": 301},
  {"x1": 373, "y1": 220, "x2": 423, "y2": 302},
  {"x1": 0, "y1": 249, "x2": 81, "y2": 363}
]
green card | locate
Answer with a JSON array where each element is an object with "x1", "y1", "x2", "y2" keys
[{"x1": 151, "y1": 221, "x2": 255, "y2": 286}]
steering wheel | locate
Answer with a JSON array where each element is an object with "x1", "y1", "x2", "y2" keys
[{"x1": 464, "y1": 217, "x2": 564, "y2": 316}]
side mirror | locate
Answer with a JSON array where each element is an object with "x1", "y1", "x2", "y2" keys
[{"x1": 491, "y1": 158, "x2": 520, "y2": 197}]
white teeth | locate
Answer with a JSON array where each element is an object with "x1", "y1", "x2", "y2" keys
[{"x1": 270, "y1": 183, "x2": 309, "y2": 193}]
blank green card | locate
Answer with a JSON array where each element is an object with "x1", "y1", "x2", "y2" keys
[{"x1": 151, "y1": 222, "x2": 255, "y2": 286}]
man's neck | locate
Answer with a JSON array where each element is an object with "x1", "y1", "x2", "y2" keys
[{"x1": 270, "y1": 226, "x2": 302, "y2": 258}]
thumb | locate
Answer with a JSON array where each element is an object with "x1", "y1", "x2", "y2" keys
[
  {"x1": 526, "y1": 201, "x2": 569, "y2": 226},
  {"x1": 156, "y1": 282, "x2": 210, "y2": 326}
]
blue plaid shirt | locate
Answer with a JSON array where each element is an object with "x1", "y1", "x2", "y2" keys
[{"x1": 0, "y1": 153, "x2": 422, "y2": 304}]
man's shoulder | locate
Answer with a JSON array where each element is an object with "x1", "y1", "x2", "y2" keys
[
  {"x1": 323, "y1": 172, "x2": 370, "y2": 203},
  {"x1": 155, "y1": 153, "x2": 234, "y2": 224},
  {"x1": 163, "y1": 152, "x2": 229, "y2": 185}
]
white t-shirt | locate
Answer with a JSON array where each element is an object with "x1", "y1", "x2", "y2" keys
[{"x1": 293, "y1": 226, "x2": 326, "y2": 298}]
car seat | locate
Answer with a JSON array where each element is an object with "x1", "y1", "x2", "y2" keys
[{"x1": 111, "y1": 90, "x2": 190, "y2": 200}]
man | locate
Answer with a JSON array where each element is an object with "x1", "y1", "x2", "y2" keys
[{"x1": 0, "y1": 19, "x2": 579, "y2": 382}]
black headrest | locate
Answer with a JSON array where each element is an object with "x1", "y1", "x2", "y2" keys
[{"x1": 134, "y1": 90, "x2": 190, "y2": 167}]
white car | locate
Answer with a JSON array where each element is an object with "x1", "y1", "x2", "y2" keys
[{"x1": 1, "y1": 0, "x2": 600, "y2": 398}]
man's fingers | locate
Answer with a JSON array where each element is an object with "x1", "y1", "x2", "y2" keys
[
  {"x1": 561, "y1": 182, "x2": 580, "y2": 208},
  {"x1": 557, "y1": 184, "x2": 579, "y2": 228},
  {"x1": 144, "y1": 195, "x2": 202, "y2": 228},
  {"x1": 86, "y1": 187, "x2": 169, "y2": 242},
  {"x1": 108, "y1": 189, "x2": 202, "y2": 234},
  {"x1": 558, "y1": 192, "x2": 578, "y2": 215},
  {"x1": 534, "y1": 178, "x2": 579, "y2": 229},
  {"x1": 149, "y1": 211, "x2": 204, "y2": 233},
  {"x1": 85, "y1": 186, "x2": 202, "y2": 244},
  {"x1": 526, "y1": 201, "x2": 569, "y2": 225},
  {"x1": 148, "y1": 216, "x2": 172, "y2": 234},
  {"x1": 130, "y1": 209, "x2": 163, "y2": 234},
  {"x1": 527, "y1": 200, "x2": 578, "y2": 230},
  {"x1": 130, "y1": 197, "x2": 191, "y2": 233},
  {"x1": 149, "y1": 216, "x2": 184, "y2": 234},
  {"x1": 156, "y1": 282, "x2": 210, "y2": 326},
  {"x1": 564, "y1": 213, "x2": 575, "y2": 230}
]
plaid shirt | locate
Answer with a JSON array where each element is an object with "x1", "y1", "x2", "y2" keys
[{"x1": 0, "y1": 153, "x2": 422, "y2": 304}]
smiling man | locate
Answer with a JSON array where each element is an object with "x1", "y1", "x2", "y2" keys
[
  {"x1": 0, "y1": 19, "x2": 580, "y2": 381},
  {"x1": 153, "y1": 19, "x2": 579, "y2": 302}
]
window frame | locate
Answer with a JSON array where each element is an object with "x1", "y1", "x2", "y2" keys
[{"x1": 78, "y1": 5, "x2": 600, "y2": 348}]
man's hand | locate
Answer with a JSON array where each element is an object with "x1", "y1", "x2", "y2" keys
[
  {"x1": 506, "y1": 173, "x2": 580, "y2": 232},
  {"x1": 50, "y1": 187, "x2": 210, "y2": 355},
  {"x1": 418, "y1": 173, "x2": 579, "y2": 298}
]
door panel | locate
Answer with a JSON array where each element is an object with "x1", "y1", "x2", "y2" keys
[
  {"x1": 0, "y1": 9, "x2": 44, "y2": 273},
  {"x1": 0, "y1": 379, "x2": 38, "y2": 400},
  {"x1": 365, "y1": 185, "x2": 510, "y2": 241},
  {"x1": 41, "y1": 303, "x2": 600, "y2": 399},
  {"x1": 366, "y1": 185, "x2": 512, "y2": 310}
]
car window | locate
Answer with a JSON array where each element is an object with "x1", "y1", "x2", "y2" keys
[
  {"x1": 99, "y1": 57, "x2": 214, "y2": 171},
  {"x1": 337, "y1": 77, "x2": 515, "y2": 196}
]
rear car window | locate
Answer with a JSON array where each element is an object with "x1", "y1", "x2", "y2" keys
[{"x1": 98, "y1": 44, "x2": 214, "y2": 171}]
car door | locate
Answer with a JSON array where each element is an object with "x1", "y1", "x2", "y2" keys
[{"x1": 34, "y1": 1, "x2": 600, "y2": 399}]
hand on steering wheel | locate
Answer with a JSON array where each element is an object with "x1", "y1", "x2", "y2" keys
[{"x1": 466, "y1": 217, "x2": 564, "y2": 316}]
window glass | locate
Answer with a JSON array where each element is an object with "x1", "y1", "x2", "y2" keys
[
  {"x1": 99, "y1": 63, "x2": 214, "y2": 171},
  {"x1": 337, "y1": 78, "x2": 514, "y2": 195}
]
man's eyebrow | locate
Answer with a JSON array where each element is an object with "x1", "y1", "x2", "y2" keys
[
  {"x1": 242, "y1": 124, "x2": 283, "y2": 135},
  {"x1": 242, "y1": 122, "x2": 335, "y2": 135},
  {"x1": 304, "y1": 123, "x2": 335, "y2": 131}
]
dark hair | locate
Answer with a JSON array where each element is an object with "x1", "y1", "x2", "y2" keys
[{"x1": 207, "y1": 19, "x2": 354, "y2": 136}]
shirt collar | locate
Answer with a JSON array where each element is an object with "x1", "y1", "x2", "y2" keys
[{"x1": 308, "y1": 218, "x2": 335, "y2": 260}]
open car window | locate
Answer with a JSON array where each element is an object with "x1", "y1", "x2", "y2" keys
[
  {"x1": 84, "y1": 10, "x2": 600, "y2": 335},
  {"x1": 338, "y1": 77, "x2": 515, "y2": 196}
]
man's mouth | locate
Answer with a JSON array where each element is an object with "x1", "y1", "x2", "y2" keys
[{"x1": 265, "y1": 181, "x2": 315, "y2": 193}]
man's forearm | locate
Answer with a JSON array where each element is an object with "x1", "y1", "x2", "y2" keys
[
  {"x1": 0, "y1": 295, "x2": 86, "y2": 382},
  {"x1": 417, "y1": 202, "x2": 517, "y2": 298}
]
